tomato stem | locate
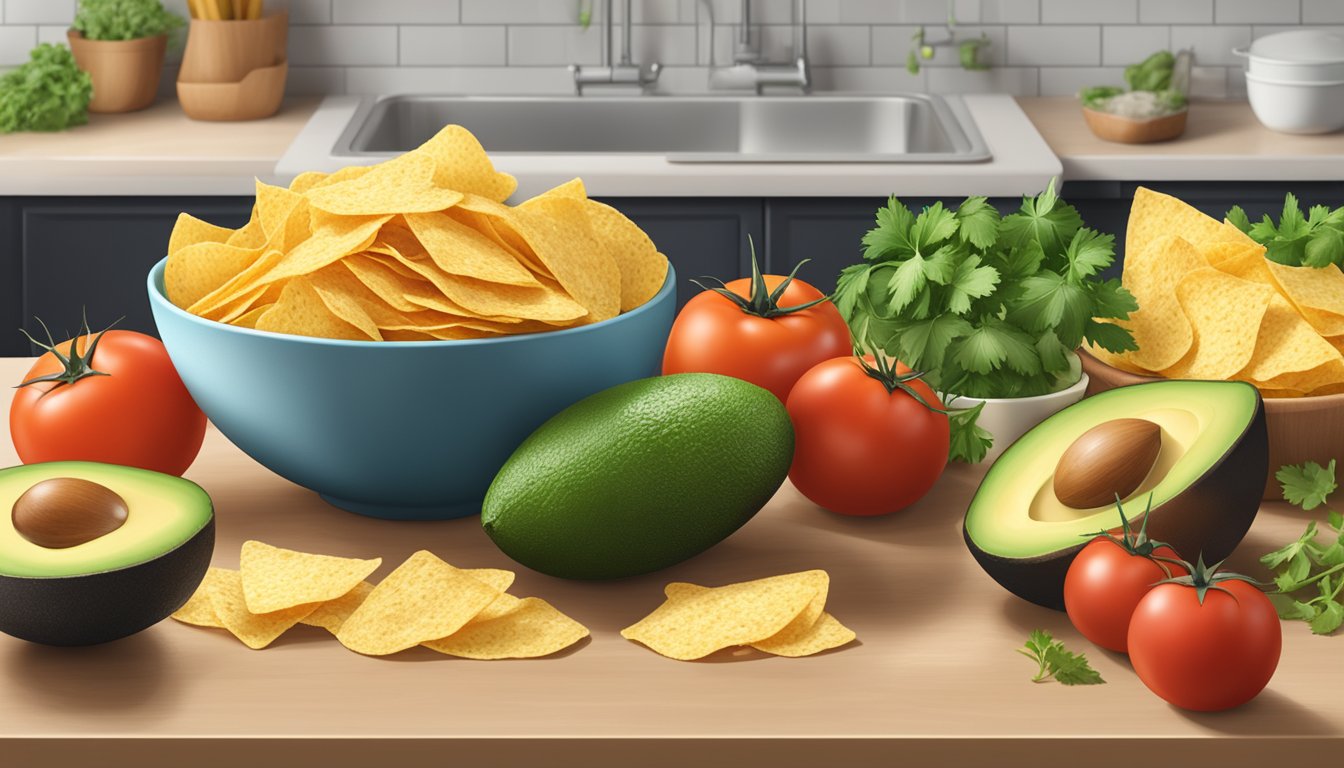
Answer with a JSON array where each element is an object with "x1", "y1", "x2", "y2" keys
[
  {"x1": 688, "y1": 237, "x2": 833, "y2": 319},
  {"x1": 1152, "y1": 554, "x2": 1270, "y2": 606},
  {"x1": 16, "y1": 312, "x2": 119, "y2": 390}
]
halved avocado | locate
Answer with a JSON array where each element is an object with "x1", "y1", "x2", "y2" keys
[
  {"x1": 964, "y1": 381, "x2": 1267, "y2": 610},
  {"x1": 0, "y1": 461, "x2": 214, "y2": 645}
]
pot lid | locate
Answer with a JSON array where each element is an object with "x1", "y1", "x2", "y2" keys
[{"x1": 1246, "y1": 30, "x2": 1344, "y2": 64}]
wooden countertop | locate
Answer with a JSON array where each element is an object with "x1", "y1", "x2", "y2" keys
[
  {"x1": 1018, "y1": 96, "x2": 1344, "y2": 182},
  {"x1": 0, "y1": 98, "x2": 318, "y2": 196},
  {"x1": 0, "y1": 355, "x2": 1339, "y2": 767}
]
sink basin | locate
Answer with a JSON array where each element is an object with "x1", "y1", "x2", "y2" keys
[{"x1": 334, "y1": 94, "x2": 990, "y2": 163}]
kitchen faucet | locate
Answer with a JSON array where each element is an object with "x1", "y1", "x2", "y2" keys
[
  {"x1": 570, "y1": 0, "x2": 662, "y2": 95},
  {"x1": 708, "y1": 0, "x2": 811, "y2": 93}
]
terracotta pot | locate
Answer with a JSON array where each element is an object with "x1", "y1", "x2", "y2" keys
[
  {"x1": 67, "y1": 30, "x2": 167, "y2": 114},
  {"x1": 177, "y1": 12, "x2": 288, "y2": 121},
  {"x1": 1079, "y1": 348, "x2": 1344, "y2": 500}
]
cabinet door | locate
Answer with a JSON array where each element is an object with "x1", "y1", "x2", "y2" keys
[
  {"x1": 596, "y1": 198, "x2": 765, "y2": 308},
  {"x1": 0, "y1": 200, "x2": 20, "y2": 357},
  {"x1": 767, "y1": 197, "x2": 1020, "y2": 294},
  {"x1": 18, "y1": 198, "x2": 252, "y2": 355}
]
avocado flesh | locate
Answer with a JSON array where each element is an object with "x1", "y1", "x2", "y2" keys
[
  {"x1": 0, "y1": 461, "x2": 212, "y2": 577},
  {"x1": 966, "y1": 380, "x2": 1261, "y2": 559}
]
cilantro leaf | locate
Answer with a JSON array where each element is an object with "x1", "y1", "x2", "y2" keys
[
  {"x1": 1084, "y1": 318, "x2": 1138, "y2": 354},
  {"x1": 1009, "y1": 273, "x2": 1091, "y2": 348},
  {"x1": 1034, "y1": 330, "x2": 1070, "y2": 373},
  {"x1": 945, "y1": 255, "x2": 1000, "y2": 315},
  {"x1": 1278, "y1": 460, "x2": 1337, "y2": 511},
  {"x1": 861, "y1": 197, "x2": 915, "y2": 261},
  {"x1": 1225, "y1": 205, "x2": 1252, "y2": 234},
  {"x1": 1303, "y1": 227, "x2": 1344, "y2": 268},
  {"x1": 1017, "y1": 629, "x2": 1105, "y2": 685},
  {"x1": 1279, "y1": 193, "x2": 1308, "y2": 240},
  {"x1": 999, "y1": 241, "x2": 1046, "y2": 280},
  {"x1": 1086, "y1": 278, "x2": 1139, "y2": 320},
  {"x1": 886, "y1": 251, "x2": 953, "y2": 313},
  {"x1": 946, "y1": 400, "x2": 993, "y2": 463},
  {"x1": 1260, "y1": 521, "x2": 1318, "y2": 571},
  {"x1": 910, "y1": 202, "x2": 959, "y2": 253},
  {"x1": 954, "y1": 320, "x2": 1041, "y2": 376},
  {"x1": 1310, "y1": 600, "x2": 1344, "y2": 635},
  {"x1": 999, "y1": 179, "x2": 1084, "y2": 256},
  {"x1": 1063, "y1": 228, "x2": 1115, "y2": 282},
  {"x1": 956, "y1": 197, "x2": 1001, "y2": 250},
  {"x1": 833, "y1": 263, "x2": 871, "y2": 321},
  {"x1": 1046, "y1": 645, "x2": 1106, "y2": 686},
  {"x1": 892, "y1": 314, "x2": 973, "y2": 372}
]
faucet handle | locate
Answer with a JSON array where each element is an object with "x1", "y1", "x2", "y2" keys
[{"x1": 643, "y1": 61, "x2": 663, "y2": 87}]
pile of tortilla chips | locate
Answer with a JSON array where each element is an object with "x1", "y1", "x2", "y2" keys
[
  {"x1": 621, "y1": 570, "x2": 855, "y2": 661},
  {"x1": 164, "y1": 125, "x2": 668, "y2": 341},
  {"x1": 172, "y1": 542, "x2": 588, "y2": 659},
  {"x1": 1088, "y1": 187, "x2": 1344, "y2": 397}
]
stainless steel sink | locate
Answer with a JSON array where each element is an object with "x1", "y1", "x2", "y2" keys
[{"x1": 334, "y1": 94, "x2": 990, "y2": 163}]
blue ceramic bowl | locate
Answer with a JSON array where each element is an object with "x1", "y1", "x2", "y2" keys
[{"x1": 147, "y1": 259, "x2": 676, "y2": 520}]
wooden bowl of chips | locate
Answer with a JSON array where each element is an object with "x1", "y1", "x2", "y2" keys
[{"x1": 1080, "y1": 348, "x2": 1344, "y2": 500}]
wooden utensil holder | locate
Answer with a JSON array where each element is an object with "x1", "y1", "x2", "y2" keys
[{"x1": 177, "y1": 11, "x2": 288, "y2": 121}]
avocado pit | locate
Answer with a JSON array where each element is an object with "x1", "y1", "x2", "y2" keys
[
  {"x1": 1053, "y1": 418, "x2": 1162, "y2": 509},
  {"x1": 12, "y1": 477, "x2": 129, "y2": 549}
]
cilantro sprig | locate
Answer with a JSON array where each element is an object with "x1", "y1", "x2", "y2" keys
[
  {"x1": 0, "y1": 43, "x2": 92, "y2": 134},
  {"x1": 1018, "y1": 629, "x2": 1105, "y2": 686},
  {"x1": 833, "y1": 180, "x2": 1138, "y2": 461},
  {"x1": 1226, "y1": 194, "x2": 1344, "y2": 269},
  {"x1": 1261, "y1": 460, "x2": 1344, "y2": 635}
]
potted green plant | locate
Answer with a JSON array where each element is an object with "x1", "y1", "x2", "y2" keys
[
  {"x1": 832, "y1": 181, "x2": 1139, "y2": 462},
  {"x1": 67, "y1": 0, "x2": 183, "y2": 113}
]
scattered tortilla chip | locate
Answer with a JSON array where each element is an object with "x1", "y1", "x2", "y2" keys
[
  {"x1": 207, "y1": 568, "x2": 317, "y2": 650},
  {"x1": 621, "y1": 571, "x2": 831, "y2": 661},
  {"x1": 170, "y1": 567, "x2": 229, "y2": 628},
  {"x1": 423, "y1": 597, "x2": 589, "y2": 659},
  {"x1": 239, "y1": 541, "x2": 382, "y2": 615},
  {"x1": 300, "y1": 581, "x2": 375, "y2": 635},
  {"x1": 335, "y1": 550, "x2": 500, "y2": 656}
]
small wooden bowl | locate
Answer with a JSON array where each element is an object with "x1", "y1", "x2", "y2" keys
[
  {"x1": 1082, "y1": 106, "x2": 1188, "y2": 144},
  {"x1": 177, "y1": 61, "x2": 287, "y2": 121},
  {"x1": 1080, "y1": 349, "x2": 1344, "y2": 500}
]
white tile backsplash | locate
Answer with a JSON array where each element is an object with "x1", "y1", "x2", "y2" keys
[
  {"x1": 0, "y1": 0, "x2": 1325, "y2": 100},
  {"x1": 1170, "y1": 24, "x2": 1251, "y2": 66},
  {"x1": 333, "y1": 0, "x2": 458, "y2": 24},
  {"x1": 401, "y1": 24, "x2": 505, "y2": 65},
  {"x1": 1007, "y1": 26, "x2": 1101, "y2": 66},
  {"x1": 1103, "y1": 25, "x2": 1170, "y2": 67},
  {"x1": 1139, "y1": 0, "x2": 1213, "y2": 24},
  {"x1": 1042, "y1": 0, "x2": 1138, "y2": 25}
]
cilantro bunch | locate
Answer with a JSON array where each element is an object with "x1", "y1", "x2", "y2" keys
[
  {"x1": 0, "y1": 44, "x2": 93, "y2": 134},
  {"x1": 1227, "y1": 193, "x2": 1344, "y2": 269},
  {"x1": 1262, "y1": 460, "x2": 1344, "y2": 635},
  {"x1": 834, "y1": 181, "x2": 1138, "y2": 409},
  {"x1": 73, "y1": 0, "x2": 183, "y2": 42}
]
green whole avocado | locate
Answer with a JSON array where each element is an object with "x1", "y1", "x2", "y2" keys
[{"x1": 481, "y1": 373, "x2": 794, "y2": 580}]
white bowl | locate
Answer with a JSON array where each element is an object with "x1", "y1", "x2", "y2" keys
[
  {"x1": 1245, "y1": 73, "x2": 1344, "y2": 134},
  {"x1": 1235, "y1": 31, "x2": 1344, "y2": 83},
  {"x1": 943, "y1": 374, "x2": 1091, "y2": 463}
]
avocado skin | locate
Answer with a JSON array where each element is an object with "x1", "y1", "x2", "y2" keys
[
  {"x1": 966, "y1": 396, "x2": 1268, "y2": 611},
  {"x1": 0, "y1": 518, "x2": 214, "y2": 646}
]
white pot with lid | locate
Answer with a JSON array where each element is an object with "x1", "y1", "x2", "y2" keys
[{"x1": 1233, "y1": 29, "x2": 1344, "y2": 82}]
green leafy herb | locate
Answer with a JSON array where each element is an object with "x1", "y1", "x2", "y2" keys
[
  {"x1": 1079, "y1": 86, "x2": 1124, "y2": 110},
  {"x1": 1226, "y1": 194, "x2": 1344, "y2": 269},
  {"x1": 1124, "y1": 50, "x2": 1175, "y2": 92},
  {"x1": 73, "y1": 0, "x2": 182, "y2": 42},
  {"x1": 1018, "y1": 629, "x2": 1105, "y2": 686},
  {"x1": 1261, "y1": 459, "x2": 1344, "y2": 635},
  {"x1": 833, "y1": 180, "x2": 1137, "y2": 461},
  {"x1": 0, "y1": 43, "x2": 93, "y2": 134}
]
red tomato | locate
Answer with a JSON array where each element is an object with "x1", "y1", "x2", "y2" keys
[
  {"x1": 10, "y1": 330, "x2": 207, "y2": 476},
  {"x1": 1128, "y1": 577, "x2": 1281, "y2": 712},
  {"x1": 1064, "y1": 538, "x2": 1185, "y2": 653},
  {"x1": 786, "y1": 356, "x2": 948, "y2": 516},
  {"x1": 662, "y1": 272, "x2": 851, "y2": 402}
]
